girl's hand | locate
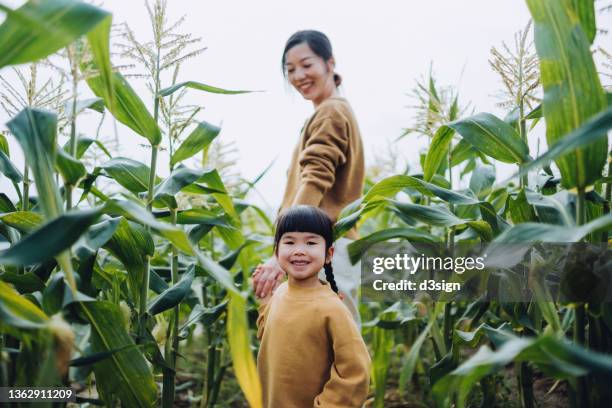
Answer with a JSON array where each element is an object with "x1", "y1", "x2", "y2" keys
[{"x1": 252, "y1": 259, "x2": 285, "y2": 299}]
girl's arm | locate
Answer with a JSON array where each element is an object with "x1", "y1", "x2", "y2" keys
[
  {"x1": 255, "y1": 289, "x2": 273, "y2": 340},
  {"x1": 314, "y1": 304, "x2": 371, "y2": 407}
]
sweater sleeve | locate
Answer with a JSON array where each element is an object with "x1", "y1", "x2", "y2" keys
[
  {"x1": 256, "y1": 301, "x2": 270, "y2": 341},
  {"x1": 293, "y1": 109, "x2": 349, "y2": 207},
  {"x1": 314, "y1": 304, "x2": 371, "y2": 407}
]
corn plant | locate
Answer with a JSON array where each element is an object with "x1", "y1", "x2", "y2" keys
[
  {"x1": 0, "y1": 1, "x2": 264, "y2": 407},
  {"x1": 338, "y1": 1, "x2": 612, "y2": 407}
]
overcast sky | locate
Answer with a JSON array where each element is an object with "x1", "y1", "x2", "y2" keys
[{"x1": 1, "y1": 1, "x2": 611, "y2": 214}]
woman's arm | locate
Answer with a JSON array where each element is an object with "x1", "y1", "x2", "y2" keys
[
  {"x1": 294, "y1": 110, "x2": 349, "y2": 207},
  {"x1": 313, "y1": 304, "x2": 371, "y2": 407},
  {"x1": 252, "y1": 258, "x2": 285, "y2": 298}
]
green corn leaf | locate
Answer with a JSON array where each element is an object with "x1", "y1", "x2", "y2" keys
[
  {"x1": 187, "y1": 169, "x2": 238, "y2": 219},
  {"x1": 218, "y1": 240, "x2": 259, "y2": 270},
  {"x1": 453, "y1": 325, "x2": 487, "y2": 349},
  {"x1": 448, "y1": 113, "x2": 530, "y2": 164},
  {"x1": 0, "y1": 280, "x2": 49, "y2": 330},
  {"x1": 469, "y1": 164, "x2": 496, "y2": 200},
  {"x1": 56, "y1": 148, "x2": 87, "y2": 187},
  {"x1": 336, "y1": 173, "x2": 480, "y2": 239},
  {"x1": 0, "y1": 148, "x2": 23, "y2": 183},
  {"x1": 171, "y1": 121, "x2": 221, "y2": 166},
  {"x1": 450, "y1": 139, "x2": 480, "y2": 167},
  {"x1": 371, "y1": 311, "x2": 396, "y2": 407},
  {"x1": 399, "y1": 321, "x2": 434, "y2": 394},
  {"x1": 195, "y1": 251, "x2": 240, "y2": 295},
  {"x1": 465, "y1": 220, "x2": 494, "y2": 242},
  {"x1": 147, "y1": 267, "x2": 194, "y2": 315},
  {"x1": 7, "y1": 108, "x2": 63, "y2": 219},
  {"x1": 159, "y1": 81, "x2": 254, "y2": 97},
  {"x1": 0, "y1": 0, "x2": 109, "y2": 69},
  {"x1": 526, "y1": 104, "x2": 542, "y2": 119},
  {"x1": 0, "y1": 211, "x2": 43, "y2": 233},
  {"x1": 335, "y1": 205, "x2": 367, "y2": 239},
  {"x1": 64, "y1": 98, "x2": 105, "y2": 120},
  {"x1": 570, "y1": 0, "x2": 596, "y2": 43},
  {"x1": 0, "y1": 208, "x2": 101, "y2": 267},
  {"x1": 492, "y1": 213, "x2": 612, "y2": 243},
  {"x1": 179, "y1": 300, "x2": 228, "y2": 332},
  {"x1": 86, "y1": 72, "x2": 161, "y2": 146},
  {"x1": 0, "y1": 271, "x2": 45, "y2": 294},
  {"x1": 70, "y1": 344, "x2": 139, "y2": 367},
  {"x1": 63, "y1": 136, "x2": 112, "y2": 160},
  {"x1": 103, "y1": 199, "x2": 193, "y2": 255},
  {"x1": 80, "y1": 218, "x2": 121, "y2": 252},
  {"x1": 433, "y1": 334, "x2": 612, "y2": 408},
  {"x1": 507, "y1": 189, "x2": 538, "y2": 224},
  {"x1": 101, "y1": 157, "x2": 160, "y2": 194},
  {"x1": 367, "y1": 175, "x2": 479, "y2": 206},
  {"x1": 42, "y1": 272, "x2": 75, "y2": 315},
  {"x1": 103, "y1": 218, "x2": 153, "y2": 305},
  {"x1": 515, "y1": 107, "x2": 612, "y2": 181},
  {"x1": 526, "y1": 0, "x2": 607, "y2": 189},
  {"x1": 347, "y1": 228, "x2": 442, "y2": 265},
  {"x1": 0, "y1": 194, "x2": 16, "y2": 213},
  {"x1": 433, "y1": 337, "x2": 535, "y2": 408},
  {"x1": 0, "y1": 132, "x2": 9, "y2": 154},
  {"x1": 389, "y1": 200, "x2": 467, "y2": 228},
  {"x1": 80, "y1": 301, "x2": 157, "y2": 407},
  {"x1": 227, "y1": 291, "x2": 262, "y2": 408},
  {"x1": 524, "y1": 190, "x2": 573, "y2": 226},
  {"x1": 389, "y1": 200, "x2": 493, "y2": 241},
  {"x1": 423, "y1": 126, "x2": 454, "y2": 181},
  {"x1": 362, "y1": 302, "x2": 421, "y2": 330},
  {"x1": 153, "y1": 166, "x2": 208, "y2": 209},
  {"x1": 215, "y1": 222, "x2": 246, "y2": 250},
  {"x1": 85, "y1": 14, "x2": 114, "y2": 107},
  {"x1": 173, "y1": 209, "x2": 234, "y2": 228}
]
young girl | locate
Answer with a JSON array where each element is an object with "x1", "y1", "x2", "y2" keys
[{"x1": 254, "y1": 205, "x2": 371, "y2": 408}]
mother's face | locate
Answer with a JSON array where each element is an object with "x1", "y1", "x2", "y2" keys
[{"x1": 284, "y1": 42, "x2": 335, "y2": 105}]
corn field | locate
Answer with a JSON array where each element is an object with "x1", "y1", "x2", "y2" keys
[{"x1": 0, "y1": 0, "x2": 611, "y2": 407}]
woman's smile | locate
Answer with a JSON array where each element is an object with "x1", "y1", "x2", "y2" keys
[{"x1": 284, "y1": 42, "x2": 337, "y2": 107}]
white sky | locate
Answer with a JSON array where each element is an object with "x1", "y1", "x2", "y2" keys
[{"x1": 1, "y1": 1, "x2": 611, "y2": 214}]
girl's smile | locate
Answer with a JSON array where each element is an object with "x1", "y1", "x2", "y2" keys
[{"x1": 276, "y1": 231, "x2": 333, "y2": 286}]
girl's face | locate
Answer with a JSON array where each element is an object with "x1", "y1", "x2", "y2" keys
[
  {"x1": 285, "y1": 42, "x2": 336, "y2": 107},
  {"x1": 276, "y1": 231, "x2": 333, "y2": 284}
]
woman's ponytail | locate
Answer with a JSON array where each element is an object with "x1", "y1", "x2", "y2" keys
[
  {"x1": 333, "y1": 72, "x2": 342, "y2": 87},
  {"x1": 324, "y1": 262, "x2": 339, "y2": 294}
]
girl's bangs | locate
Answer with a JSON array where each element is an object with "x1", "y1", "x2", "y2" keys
[{"x1": 274, "y1": 206, "x2": 334, "y2": 248}]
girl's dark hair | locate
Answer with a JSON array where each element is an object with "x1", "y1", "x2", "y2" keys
[
  {"x1": 281, "y1": 30, "x2": 342, "y2": 87},
  {"x1": 274, "y1": 205, "x2": 339, "y2": 293}
]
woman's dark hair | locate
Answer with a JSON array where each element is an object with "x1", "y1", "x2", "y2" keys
[
  {"x1": 281, "y1": 30, "x2": 342, "y2": 87},
  {"x1": 273, "y1": 205, "x2": 339, "y2": 293}
]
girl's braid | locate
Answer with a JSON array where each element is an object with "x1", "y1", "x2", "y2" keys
[{"x1": 323, "y1": 262, "x2": 339, "y2": 294}]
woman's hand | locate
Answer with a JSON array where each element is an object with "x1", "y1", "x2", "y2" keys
[{"x1": 252, "y1": 258, "x2": 285, "y2": 299}]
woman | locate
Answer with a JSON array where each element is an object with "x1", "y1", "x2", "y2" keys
[{"x1": 253, "y1": 30, "x2": 365, "y2": 325}]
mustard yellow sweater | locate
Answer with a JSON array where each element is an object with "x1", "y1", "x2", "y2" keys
[
  {"x1": 279, "y1": 97, "x2": 365, "y2": 234},
  {"x1": 256, "y1": 280, "x2": 371, "y2": 407}
]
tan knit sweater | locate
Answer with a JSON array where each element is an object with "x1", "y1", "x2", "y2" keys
[
  {"x1": 280, "y1": 97, "x2": 365, "y2": 234},
  {"x1": 256, "y1": 280, "x2": 371, "y2": 408}
]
